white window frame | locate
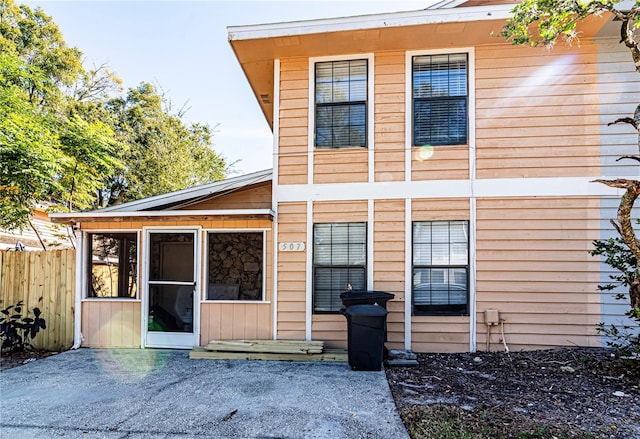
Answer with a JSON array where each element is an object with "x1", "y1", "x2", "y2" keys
[
  {"x1": 81, "y1": 229, "x2": 141, "y2": 302},
  {"x1": 308, "y1": 53, "x2": 375, "y2": 184},
  {"x1": 405, "y1": 47, "x2": 475, "y2": 180},
  {"x1": 202, "y1": 229, "x2": 269, "y2": 303}
]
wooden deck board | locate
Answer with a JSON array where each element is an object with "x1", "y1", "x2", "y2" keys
[{"x1": 190, "y1": 347, "x2": 348, "y2": 362}]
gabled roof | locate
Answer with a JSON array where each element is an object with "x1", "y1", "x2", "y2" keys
[{"x1": 49, "y1": 169, "x2": 273, "y2": 222}]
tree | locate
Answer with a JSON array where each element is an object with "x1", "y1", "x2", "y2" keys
[
  {"x1": 502, "y1": 0, "x2": 640, "y2": 310},
  {"x1": 104, "y1": 83, "x2": 226, "y2": 205},
  {"x1": 1, "y1": 0, "x2": 228, "y2": 225}
]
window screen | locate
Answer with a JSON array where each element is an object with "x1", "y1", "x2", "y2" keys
[
  {"x1": 412, "y1": 221, "x2": 469, "y2": 315},
  {"x1": 313, "y1": 223, "x2": 367, "y2": 313},
  {"x1": 315, "y1": 59, "x2": 367, "y2": 148},
  {"x1": 413, "y1": 53, "x2": 468, "y2": 146},
  {"x1": 88, "y1": 233, "x2": 137, "y2": 298}
]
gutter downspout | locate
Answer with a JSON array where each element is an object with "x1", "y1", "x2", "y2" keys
[{"x1": 72, "y1": 228, "x2": 83, "y2": 349}]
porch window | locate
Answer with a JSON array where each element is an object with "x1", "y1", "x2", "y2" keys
[
  {"x1": 206, "y1": 232, "x2": 264, "y2": 301},
  {"x1": 87, "y1": 232, "x2": 137, "y2": 298},
  {"x1": 315, "y1": 59, "x2": 367, "y2": 148},
  {"x1": 313, "y1": 223, "x2": 366, "y2": 313},
  {"x1": 412, "y1": 221, "x2": 469, "y2": 315},
  {"x1": 412, "y1": 53, "x2": 468, "y2": 146}
]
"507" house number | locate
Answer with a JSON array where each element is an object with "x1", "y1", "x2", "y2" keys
[{"x1": 279, "y1": 242, "x2": 305, "y2": 252}]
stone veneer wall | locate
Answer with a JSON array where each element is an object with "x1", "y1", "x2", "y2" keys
[{"x1": 207, "y1": 232, "x2": 263, "y2": 300}]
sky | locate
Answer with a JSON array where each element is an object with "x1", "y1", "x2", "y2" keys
[{"x1": 26, "y1": 0, "x2": 432, "y2": 176}]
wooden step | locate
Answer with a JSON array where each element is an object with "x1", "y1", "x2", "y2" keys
[
  {"x1": 205, "y1": 339, "x2": 324, "y2": 355},
  {"x1": 190, "y1": 347, "x2": 348, "y2": 362}
]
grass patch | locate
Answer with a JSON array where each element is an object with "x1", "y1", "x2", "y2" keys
[{"x1": 400, "y1": 405, "x2": 598, "y2": 439}]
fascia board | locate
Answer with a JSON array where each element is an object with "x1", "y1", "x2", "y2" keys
[
  {"x1": 96, "y1": 169, "x2": 272, "y2": 213},
  {"x1": 227, "y1": 4, "x2": 514, "y2": 41},
  {"x1": 49, "y1": 209, "x2": 275, "y2": 221}
]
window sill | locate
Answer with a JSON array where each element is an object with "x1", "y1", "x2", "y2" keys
[
  {"x1": 202, "y1": 300, "x2": 271, "y2": 304},
  {"x1": 82, "y1": 298, "x2": 140, "y2": 302}
]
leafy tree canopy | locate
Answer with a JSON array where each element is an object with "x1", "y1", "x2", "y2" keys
[{"x1": 0, "y1": 0, "x2": 228, "y2": 230}]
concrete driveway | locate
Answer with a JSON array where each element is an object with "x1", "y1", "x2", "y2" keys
[{"x1": 0, "y1": 349, "x2": 409, "y2": 438}]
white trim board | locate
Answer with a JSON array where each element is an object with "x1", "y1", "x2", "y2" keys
[
  {"x1": 227, "y1": 4, "x2": 514, "y2": 41},
  {"x1": 277, "y1": 177, "x2": 629, "y2": 202},
  {"x1": 51, "y1": 209, "x2": 274, "y2": 221}
]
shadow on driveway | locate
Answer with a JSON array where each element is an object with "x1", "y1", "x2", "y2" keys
[{"x1": 0, "y1": 349, "x2": 409, "y2": 438}]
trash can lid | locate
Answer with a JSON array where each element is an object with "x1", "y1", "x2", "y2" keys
[
  {"x1": 343, "y1": 304, "x2": 388, "y2": 317},
  {"x1": 340, "y1": 290, "x2": 395, "y2": 300}
]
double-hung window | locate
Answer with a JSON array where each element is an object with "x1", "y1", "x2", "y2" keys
[
  {"x1": 87, "y1": 232, "x2": 138, "y2": 298},
  {"x1": 412, "y1": 53, "x2": 468, "y2": 146},
  {"x1": 315, "y1": 59, "x2": 367, "y2": 148},
  {"x1": 313, "y1": 223, "x2": 367, "y2": 313},
  {"x1": 412, "y1": 221, "x2": 469, "y2": 315}
]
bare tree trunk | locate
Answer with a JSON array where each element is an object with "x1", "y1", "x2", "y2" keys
[{"x1": 28, "y1": 217, "x2": 47, "y2": 251}]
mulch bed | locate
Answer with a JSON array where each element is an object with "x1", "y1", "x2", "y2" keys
[
  {"x1": 386, "y1": 348, "x2": 640, "y2": 439},
  {"x1": 0, "y1": 350, "x2": 58, "y2": 371}
]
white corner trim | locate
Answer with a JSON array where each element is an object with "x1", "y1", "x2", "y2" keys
[
  {"x1": 368, "y1": 200, "x2": 374, "y2": 290},
  {"x1": 469, "y1": 198, "x2": 477, "y2": 353},
  {"x1": 273, "y1": 58, "x2": 281, "y2": 340},
  {"x1": 305, "y1": 201, "x2": 313, "y2": 341},
  {"x1": 404, "y1": 198, "x2": 412, "y2": 351}
]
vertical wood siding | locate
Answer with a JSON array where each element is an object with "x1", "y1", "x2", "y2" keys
[
  {"x1": 81, "y1": 301, "x2": 141, "y2": 348},
  {"x1": 374, "y1": 51, "x2": 405, "y2": 182},
  {"x1": 276, "y1": 202, "x2": 308, "y2": 340},
  {"x1": 279, "y1": 59, "x2": 309, "y2": 185},
  {"x1": 373, "y1": 200, "x2": 405, "y2": 349},
  {"x1": 411, "y1": 198, "x2": 471, "y2": 352},
  {"x1": 475, "y1": 197, "x2": 602, "y2": 350},
  {"x1": 200, "y1": 303, "x2": 272, "y2": 344},
  {"x1": 0, "y1": 249, "x2": 75, "y2": 351},
  {"x1": 475, "y1": 44, "x2": 602, "y2": 178}
]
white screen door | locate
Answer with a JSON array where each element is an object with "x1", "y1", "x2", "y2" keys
[{"x1": 144, "y1": 230, "x2": 199, "y2": 348}]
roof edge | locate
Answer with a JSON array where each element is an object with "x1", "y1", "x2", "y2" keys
[{"x1": 227, "y1": 4, "x2": 514, "y2": 41}]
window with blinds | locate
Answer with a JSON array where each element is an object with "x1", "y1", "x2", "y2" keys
[
  {"x1": 412, "y1": 53, "x2": 468, "y2": 146},
  {"x1": 315, "y1": 59, "x2": 367, "y2": 148},
  {"x1": 313, "y1": 223, "x2": 367, "y2": 313},
  {"x1": 412, "y1": 221, "x2": 469, "y2": 315}
]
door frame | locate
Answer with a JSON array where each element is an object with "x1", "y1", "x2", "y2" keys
[{"x1": 141, "y1": 226, "x2": 201, "y2": 349}]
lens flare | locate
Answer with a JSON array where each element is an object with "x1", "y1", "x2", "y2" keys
[{"x1": 416, "y1": 145, "x2": 434, "y2": 161}]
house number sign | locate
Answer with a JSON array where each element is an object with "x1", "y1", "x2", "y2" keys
[{"x1": 279, "y1": 242, "x2": 305, "y2": 251}]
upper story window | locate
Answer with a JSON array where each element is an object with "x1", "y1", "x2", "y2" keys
[
  {"x1": 412, "y1": 53, "x2": 468, "y2": 146},
  {"x1": 88, "y1": 232, "x2": 137, "y2": 299},
  {"x1": 313, "y1": 222, "x2": 367, "y2": 313},
  {"x1": 315, "y1": 59, "x2": 368, "y2": 149},
  {"x1": 412, "y1": 221, "x2": 469, "y2": 315}
]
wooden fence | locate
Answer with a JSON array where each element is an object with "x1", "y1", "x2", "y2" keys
[{"x1": 0, "y1": 249, "x2": 75, "y2": 351}]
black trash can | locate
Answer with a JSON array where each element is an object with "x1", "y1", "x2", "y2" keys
[
  {"x1": 340, "y1": 290, "x2": 395, "y2": 310},
  {"x1": 343, "y1": 304, "x2": 388, "y2": 371}
]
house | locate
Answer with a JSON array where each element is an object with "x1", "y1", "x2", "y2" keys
[
  {"x1": 50, "y1": 0, "x2": 639, "y2": 352},
  {"x1": 1, "y1": 206, "x2": 73, "y2": 251}
]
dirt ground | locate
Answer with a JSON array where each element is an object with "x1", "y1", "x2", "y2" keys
[
  {"x1": 386, "y1": 348, "x2": 640, "y2": 439},
  {"x1": 0, "y1": 349, "x2": 58, "y2": 371}
]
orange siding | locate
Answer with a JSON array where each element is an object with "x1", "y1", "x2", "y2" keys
[
  {"x1": 374, "y1": 51, "x2": 405, "y2": 182},
  {"x1": 276, "y1": 202, "x2": 308, "y2": 340},
  {"x1": 475, "y1": 197, "x2": 602, "y2": 351},
  {"x1": 373, "y1": 200, "x2": 405, "y2": 349},
  {"x1": 279, "y1": 59, "x2": 308, "y2": 185},
  {"x1": 81, "y1": 301, "x2": 141, "y2": 348},
  {"x1": 180, "y1": 182, "x2": 272, "y2": 210},
  {"x1": 199, "y1": 302, "x2": 272, "y2": 344},
  {"x1": 314, "y1": 148, "x2": 369, "y2": 183},
  {"x1": 475, "y1": 44, "x2": 601, "y2": 178}
]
